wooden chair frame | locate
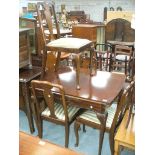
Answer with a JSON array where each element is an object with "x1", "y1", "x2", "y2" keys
[
  {"x1": 74, "y1": 80, "x2": 135, "y2": 155},
  {"x1": 31, "y1": 80, "x2": 80, "y2": 147}
]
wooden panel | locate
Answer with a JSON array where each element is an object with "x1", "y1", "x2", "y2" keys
[
  {"x1": 105, "y1": 18, "x2": 135, "y2": 42},
  {"x1": 19, "y1": 28, "x2": 32, "y2": 68},
  {"x1": 72, "y1": 24, "x2": 100, "y2": 43},
  {"x1": 20, "y1": 131, "x2": 83, "y2": 155}
]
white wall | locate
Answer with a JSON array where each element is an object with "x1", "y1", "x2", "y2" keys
[
  {"x1": 19, "y1": 0, "x2": 135, "y2": 22},
  {"x1": 53, "y1": 0, "x2": 135, "y2": 22}
]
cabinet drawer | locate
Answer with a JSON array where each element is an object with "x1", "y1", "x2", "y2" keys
[
  {"x1": 19, "y1": 34, "x2": 27, "y2": 47},
  {"x1": 19, "y1": 50, "x2": 29, "y2": 62}
]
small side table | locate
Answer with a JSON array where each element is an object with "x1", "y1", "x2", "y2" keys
[
  {"x1": 19, "y1": 66, "x2": 42, "y2": 133},
  {"x1": 114, "y1": 110, "x2": 135, "y2": 155}
]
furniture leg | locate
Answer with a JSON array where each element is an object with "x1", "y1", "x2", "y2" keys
[
  {"x1": 96, "y1": 112, "x2": 107, "y2": 155},
  {"x1": 55, "y1": 52, "x2": 61, "y2": 72},
  {"x1": 98, "y1": 129, "x2": 104, "y2": 155},
  {"x1": 109, "y1": 126, "x2": 115, "y2": 155},
  {"x1": 99, "y1": 54, "x2": 102, "y2": 71},
  {"x1": 31, "y1": 98, "x2": 41, "y2": 136},
  {"x1": 90, "y1": 47, "x2": 94, "y2": 75},
  {"x1": 74, "y1": 53, "x2": 81, "y2": 89},
  {"x1": 21, "y1": 83, "x2": 35, "y2": 133},
  {"x1": 83, "y1": 124, "x2": 86, "y2": 132},
  {"x1": 74, "y1": 121, "x2": 81, "y2": 146},
  {"x1": 65, "y1": 124, "x2": 69, "y2": 148},
  {"x1": 114, "y1": 140, "x2": 119, "y2": 155}
]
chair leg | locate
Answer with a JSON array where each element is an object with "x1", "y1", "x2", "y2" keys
[
  {"x1": 38, "y1": 119, "x2": 43, "y2": 138},
  {"x1": 74, "y1": 121, "x2": 81, "y2": 147},
  {"x1": 109, "y1": 129, "x2": 115, "y2": 155},
  {"x1": 31, "y1": 101, "x2": 39, "y2": 133},
  {"x1": 98, "y1": 129, "x2": 104, "y2": 155},
  {"x1": 83, "y1": 124, "x2": 86, "y2": 132},
  {"x1": 65, "y1": 124, "x2": 69, "y2": 147}
]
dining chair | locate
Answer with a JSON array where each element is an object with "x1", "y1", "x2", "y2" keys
[
  {"x1": 94, "y1": 43, "x2": 112, "y2": 71},
  {"x1": 74, "y1": 80, "x2": 135, "y2": 155},
  {"x1": 110, "y1": 45, "x2": 134, "y2": 78},
  {"x1": 36, "y1": 2, "x2": 94, "y2": 89},
  {"x1": 35, "y1": 2, "x2": 70, "y2": 65},
  {"x1": 31, "y1": 80, "x2": 81, "y2": 147}
]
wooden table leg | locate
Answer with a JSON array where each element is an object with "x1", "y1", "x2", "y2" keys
[
  {"x1": 55, "y1": 52, "x2": 61, "y2": 72},
  {"x1": 114, "y1": 140, "x2": 119, "y2": 155},
  {"x1": 90, "y1": 47, "x2": 94, "y2": 76},
  {"x1": 21, "y1": 82, "x2": 35, "y2": 133},
  {"x1": 74, "y1": 53, "x2": 81, "y2": 90}
]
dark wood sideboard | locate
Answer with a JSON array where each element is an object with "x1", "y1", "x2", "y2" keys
[{"x1": 19, "y1": 28, "x2": 32, "y2": 69}]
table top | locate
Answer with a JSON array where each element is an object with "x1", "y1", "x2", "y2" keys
[
  {"x1": 19, "y1": 131, "x2": 83, "y2": 155},
  {"x1": 19, "y1": 66, "x2": 42, "y2": 83},
  {"x1": 43, "y1": 67, "x2": 126, "y2": 109},
  {"x1": 115, "y1": 110, "x2": 135, "y2": 147}
]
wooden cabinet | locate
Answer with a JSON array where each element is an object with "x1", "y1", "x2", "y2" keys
[
  {"x1": 72, "y1": 24, "x2": 104, "y2": 44},
  {"x1": 19, "y1": 28, "x2": 32, "y2": 68}
]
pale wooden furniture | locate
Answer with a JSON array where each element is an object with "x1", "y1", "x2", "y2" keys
[
  {"x1": 114, "y1": 110, "x2": 135, "y2": 155},
  {"x1": 19, "y1": 131, "x2": 83, "y2": 155},
  {"x1": 106, "y1": 11, "x2": 134, "y2": 23}
]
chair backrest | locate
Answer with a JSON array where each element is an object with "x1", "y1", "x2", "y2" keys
[
  {"x1": 36, "y1": 2, "x2": 59, "y2": 78},
  {"x1": 105, "y1": 18, "x2": 135, "y2": 42},
  {"x1": 36, "y1": 2, "x2": 57, "y2": 44},
  {"x1": 109, "y1": 80, "x2": 135, "y2": 153},
  {"x1": 31, "y1": 80, "x2": 69, "y2": 122},
  {"x1": 114, "y1": 45, "x2": 133, "y2": 57}
]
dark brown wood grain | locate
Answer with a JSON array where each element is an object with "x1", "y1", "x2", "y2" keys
[{"x1": 42, "y1": 66, "x2": 126, "y2": 112}]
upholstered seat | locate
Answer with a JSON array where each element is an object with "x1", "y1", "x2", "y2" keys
[
  {"x1": 78, "y1": 103, "x2": 117, "y2": 128},
  {"x1": 115, "y1": 55, "x2": 130, "y2": 61},
  {"x1": 42, "y1": 102, "x2": 80, "y2": 121},
  {"x1": 46, "y1": 37, "x2": 92, "y2": 50}
]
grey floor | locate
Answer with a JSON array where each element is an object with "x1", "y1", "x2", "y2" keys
[{"x1": 19, "y1": 110, "x2": 135, "y2": 155}]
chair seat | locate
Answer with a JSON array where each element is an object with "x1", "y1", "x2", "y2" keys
[
  {"x1": 42, "y1": 102, "x2": 80, "y2": 121},
  {"x1": 44, "y1": 29, "x2": 72, "y2": 36},
  {"x1": 78, "y1": 103, "x2": 117, "y2": 128},
  {"x1": 115, "y1": 55, "x2": 130, "y2": 61},
  {"x1": 46, "y1": 38, "x2": 92, "y2": 49}
]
